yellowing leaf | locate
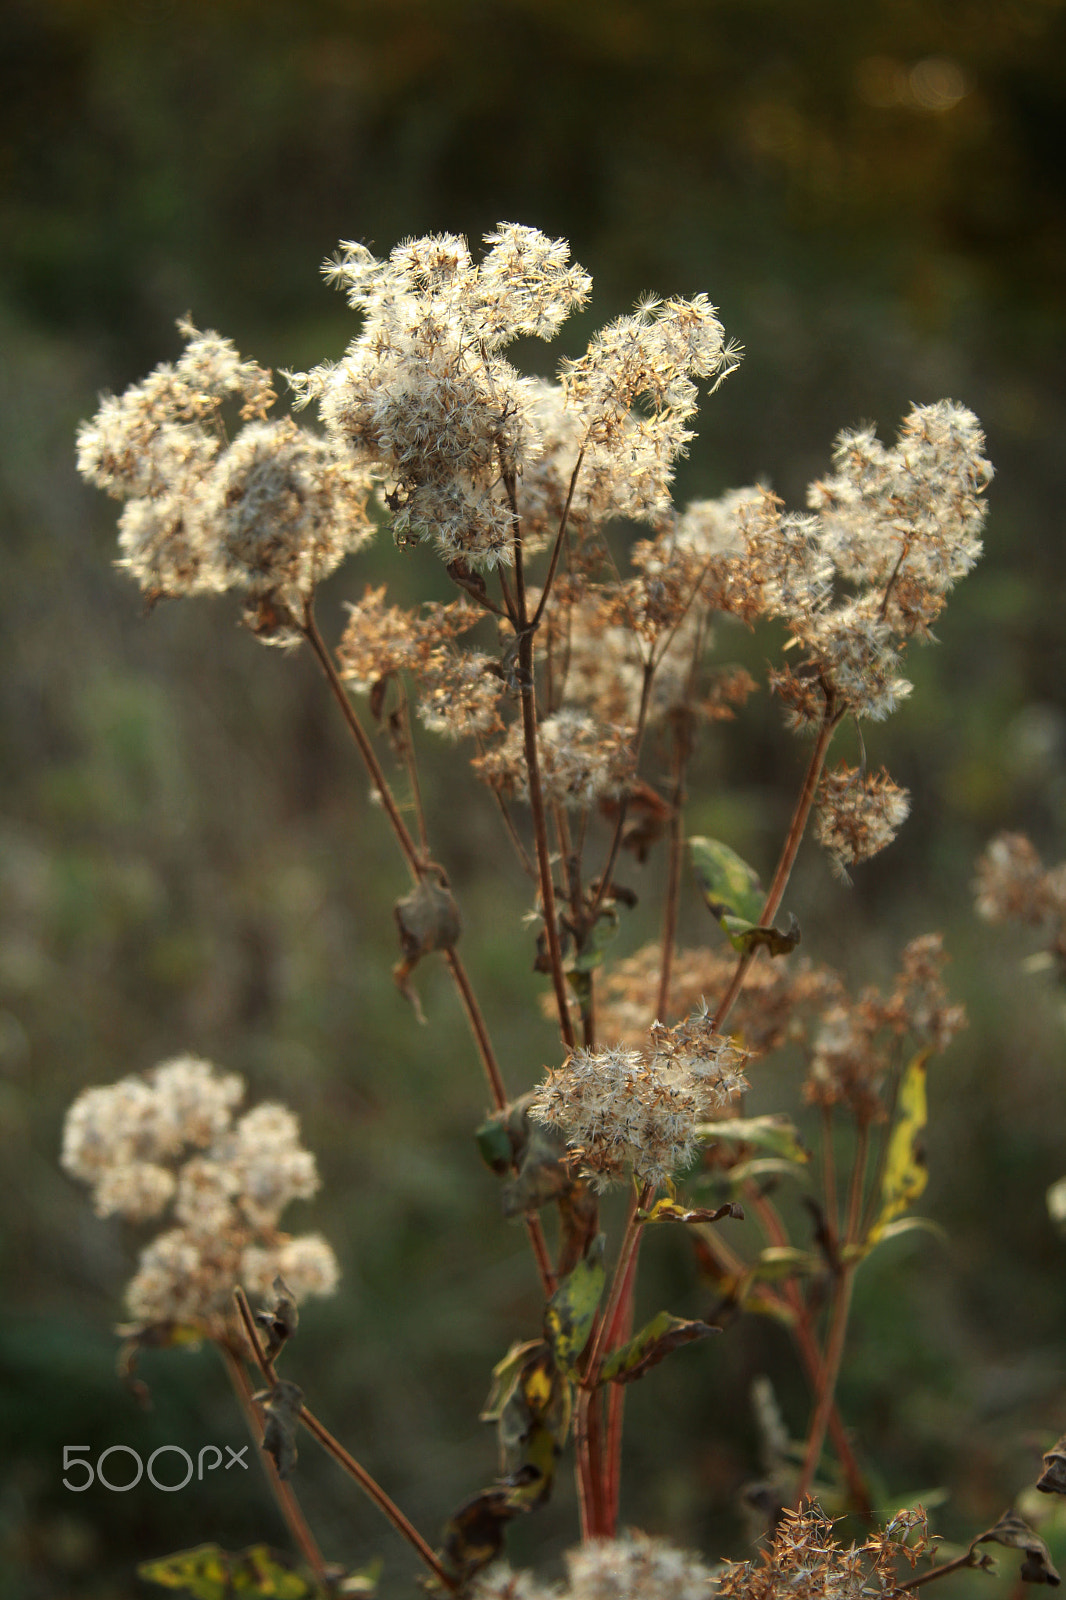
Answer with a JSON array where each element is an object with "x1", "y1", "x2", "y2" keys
[
  {"x1": 543, "y1": 1236, "x2": 606, "y2": 1374},
  {"x1": 693, "y1": 1115, "x2": 810, "y2": 1165},
  {"x1": 137, "y1": 1545, "x2": 315, "y2": 1600},
  {"x1": 869, "y1": 1051, "x2": 930, "y2": 1242},
  {"x1": 639, "y1": 1198, "x2": 744, "y2": 1225}
]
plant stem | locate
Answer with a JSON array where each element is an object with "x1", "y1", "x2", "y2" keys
[
  {"x1": 574, "y1": 1184, "x2": 652, "y2": 1537},
  {"x1": 744, "y1": 1187, "x2": 871, "y2": 1516},
  {"x1": 513, "y1": 544, "x2": 576, "y2": 1048},
  {"x1": 302, "y1": 608, "x2": 422, "y2": 884},
  {"x1": 219, "y1": 1341, "x2": 330, "y2": 1584},
  {"x1": 233, "y1": 1290, "x2": 456, "y2": 1591},
  {"x1": 713, "y1": 703, "x2": 842, "y2": 1032},
  {"x1": 304, "y1": 604, "x2": 556, "y2": 1292},
  {"x1": 588, "y1": 662, "x2": 656, "y2": 922},
  {"x1": 890, "y1": 1549, "x2": 991, "y2": 1593},
  {"x1": 655, "y1": 722, "x2": 690, "y2": 1025},
  {"x1": 793, "y1": 1119, "x2": 869, "y2": 1505},
  {"x1": 530, "y1": 448, "x2": 585, "y2": 631}
]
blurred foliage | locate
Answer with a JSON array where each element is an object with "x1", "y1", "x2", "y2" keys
[{"x1": 2, "y1": 1, "x2": 1066, "y2": 1596}]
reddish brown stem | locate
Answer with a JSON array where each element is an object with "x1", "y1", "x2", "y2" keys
[
  {"x1": 516, "y1": 619, "x2": 576, "y2": 1050},
  {"x1": 655, "y1": 726, "x2": 690, "y2": 1025},
  {"x1": 234, "y1": 1290, "x2": 456, "y2": 1591},
  {"x1": 219, "y1": 1341, "x2": 329, "y2": 1584},
  {"x1": 746, "y1": 1189, "x2": 871, "y2": 1518},
  {"x1": 530, "y1": 447, "x2": 585, "y2": 631},
  {"x1": 575, "y1": 1184, "x2": 652, "y2": 1538},
  {"x1": 793, "y1": 1119, "x2": 869, "y2": 1505},
  {"x1": 713, "y1": 704, "x2": 842, "y2": 1032},
  {"x1": 302, "y1": 608, "x2": 423, "y2": 884}
]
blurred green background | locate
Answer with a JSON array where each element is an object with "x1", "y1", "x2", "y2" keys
[{"x1": 3, "y1": 0, "x2": 1066, "y2": 1594}]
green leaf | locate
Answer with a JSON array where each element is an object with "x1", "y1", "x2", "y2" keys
[
  {"x1": 138, "y1": 1545, "x2": 315, "y2": 1600},
  {"x1": 868, "y1": 1050, "x2": 929, "y2": 1242},
  {"x1": 474, "y1": 1115, "x2": 515, "y2": 1174},
  {"x1": 693, "y1": 1115, "x2": 810, "y2": 1165},
  {"x1": 689, "y1": 837, "x2": 765, "y2": 925},
  {"x1": 543, "y1": 1235, "x2": 606, "y2": 1374},
  {"x1": 600, "y1": 1312, "x2": 719, "y2": 1383}
]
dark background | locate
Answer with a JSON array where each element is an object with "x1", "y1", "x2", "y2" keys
[{"x1": 3, "y1": 1, "x2": 1066, "y2": 1595}]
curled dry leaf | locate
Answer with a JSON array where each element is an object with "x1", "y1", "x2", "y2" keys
[
  {"x1": 1038, "y1": 1434, "x2": 1066, "y2": 1496},
  {"x1": 255, "y1": 1379, "x2": 305, "y2": 1481},
  {"x1": 973, "y1": 1510, "x2": 1061, "y2": 1586},
  {"x1": 393, "y1": 869, "x2": 462, "y2": 1022}
]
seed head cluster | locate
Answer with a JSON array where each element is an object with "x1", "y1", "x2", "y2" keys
[
  {"x1": 76, "y1": 321, "x2": 373, "y2": 637},
  {"x1": 717, "y1": 1504, "x2": 933, "y2": 1600},
  {"x1": 61, "y1": 1055, "x2": 338, "y2": 1331},
  {"x1": 530, "y1": 1011, "x2": 749, "y2": 1190},
  {"x1": 472, "y1": 1532, "x2": 718, "y2": 1600},
  {"x1": 814, "y1": 763, "x2": 911, "y2": 879}
]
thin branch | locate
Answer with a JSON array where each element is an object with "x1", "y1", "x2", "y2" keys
[
  {"x1": 397, "y1": 679, "x2": 431, "y2": 857},
  {"x1": 530, "y1": 447, "x2": 586, "y2": 631},
  {"x1": 655, "y1": 717, "x2": 692, "y2": 1025},
  {"x1": 233, "y1": 1289, "x2": 456, "y2": 1591},
  {"x1": 889, "y1": 1548, "x2": 993, "y2": 1594},
  {"x1": 588, "y1": 661, "x2": 656, "y2": 923},
  {"x1": 792, "y1": 1119, "x2": 870, "y2": 1505},
  {"x1": 219, "y1": 1341, "x2": 329, "y2": 1585},
  {"x1": 301, "y1": 608, "x2": 422, "y2": 884},
  {"x1": 713, "y1": 701, "x2": 842, "y2": 1032}
]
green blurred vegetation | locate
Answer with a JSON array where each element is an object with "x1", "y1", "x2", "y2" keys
[{"x1": 2, "y1": 0, "x2": 1066, "y2": 1595}]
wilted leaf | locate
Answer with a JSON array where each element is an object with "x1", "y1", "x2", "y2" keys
[
  {"x1": 502, "y1": 1129, "x2": 573, "y2": 1218},
  {"x1": 868, "y1": 1051, "x2": 930, "y2": 1242},
  {"x1": 544, "y1": 1235, "x2": 606, "y2": 1374},
  {"x1": 555, "y1": 1182, "x2": 601, "y2": 1278},
  {"x1": 439, "y1": 1488, "x2": 519, "y2": 1585},
  {"x1": 639, "y1": 1199, "x2": 745, "y2": 1226},
  {"x1": 480, "y1": 1339, "x2": 544, "y2": 1427},
  {"x1": 254, "y1": 1276, "x2": 298, "y2": 1363},
  {"x1": 138, "y1": 1544, "x2": 314, "y2": 1599},
  {"x1": 1038, "y1": 1435, "x2": 1066, "y2": 1496},
  {"x1": 721, "y1": 912, "x2": 801, "y2": 959},
  {"x1": 694, "y1": 1115, "x2": 810, "y2": 1165},
  {"x1": 974, "y1": 1511, "x2": 1061, "y2": 1585},
  {"x1": 255, "y1": 1381, "x2": 304, "y2": 1481},
  {"x1": 600, "y1": 780, "x2": 673, "y2": 863},
  {"x1": 689, "y1": 837, "x2": 765, "y2": 926},
  {"x1": 393, "y1": 872, "x2": 461, "y2": 1022},
  {"x1": 600, "y1": 1312, "x2": 719, "y2": 1383}
]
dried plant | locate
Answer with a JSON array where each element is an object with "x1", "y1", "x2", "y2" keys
[{"x1": 67, "y1": 224, "x2": 1056, "y2": 1600}]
